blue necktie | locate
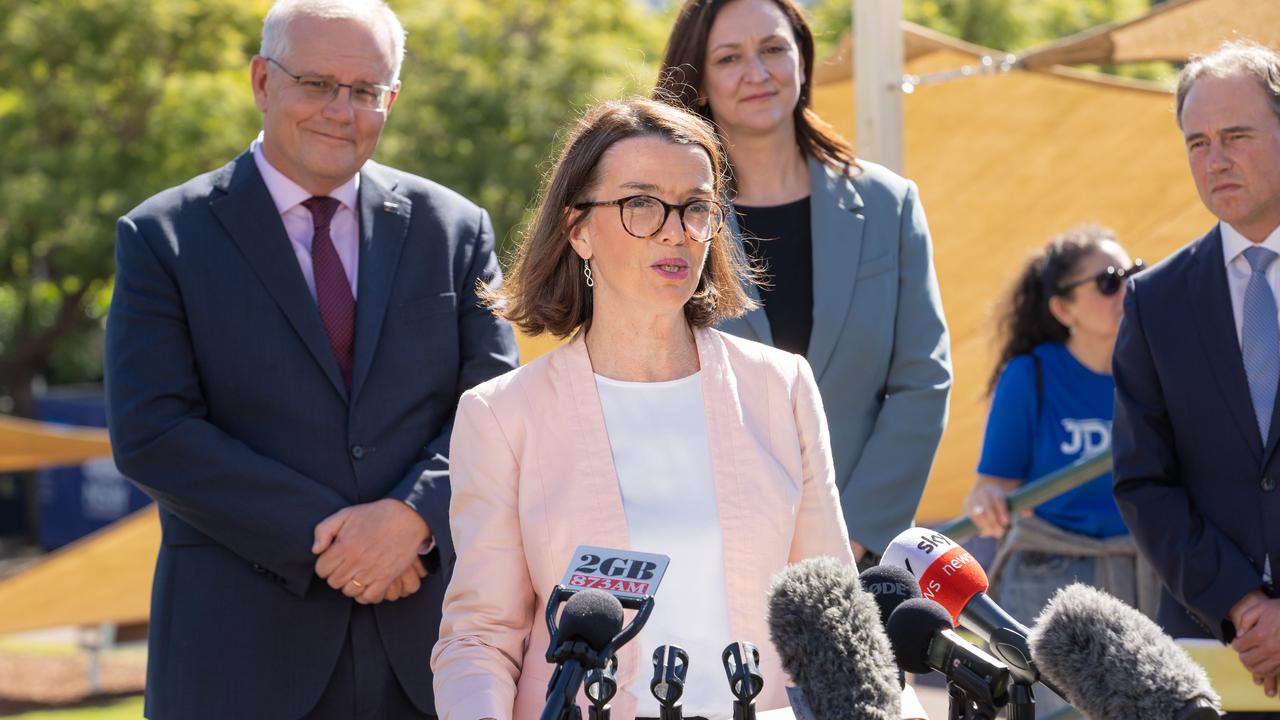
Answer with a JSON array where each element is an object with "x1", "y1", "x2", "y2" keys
[{"x1": 1242, "y1": 245, "x2": 1280, "y2": 444}]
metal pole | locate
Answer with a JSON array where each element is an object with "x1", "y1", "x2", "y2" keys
[{"x1": 854, "y1": 0, "x2": 904, "y2": 172}]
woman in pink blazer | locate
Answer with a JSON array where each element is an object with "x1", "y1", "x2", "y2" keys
[{"x1": 432, "y1": 99, "x2": 908, "y2": 719}]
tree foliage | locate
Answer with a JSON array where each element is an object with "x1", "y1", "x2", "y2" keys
[
  {"x1": 0, "y1": 0, "x2": 267, "y2": 413},
  {"x1": 381, "y1": 0, "x2": 664, "y2": 255},
  {"x1": 0, "y1": 0, "x2": 662, "y2": 405}
]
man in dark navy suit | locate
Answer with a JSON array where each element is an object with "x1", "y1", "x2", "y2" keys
[
  {"x1": 1114, "y1": 41, "x2": 1280, "y2": 715},
  {"x1": 104, "y1": 1, "x2": 518, "y2": 717}
]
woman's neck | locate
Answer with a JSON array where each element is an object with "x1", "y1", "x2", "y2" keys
[
  {"x1": 722, "y1": 127, "x2": 809, "y2": 207},
  {"x1": 1065, "y1": 333, "x2": 1115, "y2": 375},
  {"x1": 584, "y1": 305, "x2": 699, "y2": 382}
]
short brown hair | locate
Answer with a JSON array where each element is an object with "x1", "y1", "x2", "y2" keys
[
  {"x1": 1176, "y1": 41, "x2": 1280, "y2": 128},
  {"x1": 655, "y1": 0, "x2": 857, "y2": 179},
  {"x1": 486, "y1": 98, "x2": 758, "y2": 338}
]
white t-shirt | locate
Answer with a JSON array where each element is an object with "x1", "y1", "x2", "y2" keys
[{"x1": 594, "y1": 371, "x2": 734, "y2": 719}]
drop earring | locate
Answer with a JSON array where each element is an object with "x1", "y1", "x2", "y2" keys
[{"x1": 583, "y1": 259, "x2": 594, "y2": 288}]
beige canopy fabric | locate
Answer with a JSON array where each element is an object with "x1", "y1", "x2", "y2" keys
[
  {"x1": 1017, "y1": 0, "x2": 1280, "y2": 71},
  {"x1": 0, "y1": 415, "x2": 111, "y2": 473},
  {"x1": 0, "y1": 505, "x2": 157, "y2": 635},
  {"x1": 810, "y1": 26, "x2": 1215, "y2": 521}
]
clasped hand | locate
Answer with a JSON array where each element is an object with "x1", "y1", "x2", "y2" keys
[
  {"x1": 1230, "y1": 591, "x2": 1280, "y2": 698},
  {"x1": 312, "y1": 498, "x2": 430, "y2": 605}
]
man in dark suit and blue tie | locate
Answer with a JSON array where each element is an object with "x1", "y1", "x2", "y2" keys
[
  {"x1": 1114, "y1": 41, "x2": 1280, "y2": 715},
  {"x1": 103, "y1": 1, "x2": 518, "y2": 717}
]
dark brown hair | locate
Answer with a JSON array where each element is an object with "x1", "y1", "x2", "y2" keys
[
  {"x1": 988, "y1": 225, "x2": 1118, "y2": 396},
  {"x1": 655, "y1": 0, "x2": 858, "y2": 179},
  {"x1": 485, "y1": 98, "x2": 758, "y2": 338}
]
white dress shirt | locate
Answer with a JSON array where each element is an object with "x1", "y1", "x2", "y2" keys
[
  {"x1": 1220, "y1": 221, "x2": 1280, "y2": 583},
  {"x1": 251, "y1": 135, "x2": 361, "y2": 300},
  {"x1": 594, "y1": 372, "x2": 734, "y2": 720}
]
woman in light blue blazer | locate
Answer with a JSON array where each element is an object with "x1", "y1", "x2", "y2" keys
[{"x1": 657, "y1": 0, "x2": 952, "y2": 565}]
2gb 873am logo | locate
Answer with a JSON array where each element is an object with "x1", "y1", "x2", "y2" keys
[
  {"x1": 559, "y1": 546, "x2": 670, "y2": 601},
  {"x1": 566, "y1": 574, "x2": 653, "y2": 595}
]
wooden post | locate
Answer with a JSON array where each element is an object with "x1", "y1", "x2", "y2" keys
[{"x1": 854, "y1": 0, "x2": 904, "y2": 172}]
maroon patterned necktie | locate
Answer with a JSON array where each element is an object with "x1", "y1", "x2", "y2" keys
[{"x1": 302, "y1": 196, "x2": 355, "y2": 389}]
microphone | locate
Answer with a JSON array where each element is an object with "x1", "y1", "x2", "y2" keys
[
  {"x1": 859, "y1": 564, "x2": 921, "y2": 689},
  {"x1": 880, "y1": 527, "x2": 1064, "y2": 697},
  {"x1": 543, "y1": 545, "x2": 665, "y2": 720},
  {"x1": 721, "y1": 641, "x2": 762, "y2": 720},
  {"x1": 541, "y1": 589, "x2": 624, "y2": 720},
  {"x1": 767, "y1": 557, "x2": 902, "y2": 720},
  {"x1": 1028, "y1": 583, "x2": 1222, "y2": 720},
  {"x1": 585, "y1": 655, "x2": 618, "y2": 720},
  {"x1": 651, "y1": 645, "x2": 688, "y2": 720},
  {"x1": 886, "y1": 598, "x2": 1010, "y2": 719}
]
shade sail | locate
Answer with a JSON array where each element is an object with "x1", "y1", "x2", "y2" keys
[
  {"x1": 0, "y1": 506, "x2": 157, "y2": 635},
  {"x1": 0, "y1": 415, "x2": 111, "y2": 473},
  {"x1": 1017, "y1": 0, "x2": 1280, "y2": 70}
]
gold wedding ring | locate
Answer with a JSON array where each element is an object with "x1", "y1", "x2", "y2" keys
[{"x1": 350, "y1": 579, "x2": 365, "y2": 589}]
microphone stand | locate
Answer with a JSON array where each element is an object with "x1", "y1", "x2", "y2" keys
[
  {"x1": 945, "y1": 661, "x2": 1003, "y2": 720},
  {"x1": 651, "y1": 645, "x2": 688, "y2": 720},
  {"x1": 541, "y1": 586, "x2": 656, "y2": 720},
  {"x1": 585, "y1": 655, "x2": 619, "y2": 720},
  {"x1": 721, "y1": 642, "x2": 763, "y2": 720},
  {"x1": 1005, "y1": 681, "x2": 1036, "y2": 720}
]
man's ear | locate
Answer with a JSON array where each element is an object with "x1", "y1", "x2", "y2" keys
[
  {"x1": 250, "y1": 56, "x2": 271, "y2": 113},
  {"x1": 385, "y1": 80, "x2": 402, "y2": 114}
]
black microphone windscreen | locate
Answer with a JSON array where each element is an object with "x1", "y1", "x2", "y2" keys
[
  {"x1": 1028, "y1": 583, "x2": 1222, "y2": 720},
  {"x1": 885, "y1": 598, "x2": 952, "y2": 675},
  {"x1": 768, "y1": 557, "x2": 901, "y2": 720},
  {"x1": 560, "y1": 589, "x2": 624, "y2": 651},
  {"x1": 860, "y1": 564, "x2": 921, "y2": 629}
]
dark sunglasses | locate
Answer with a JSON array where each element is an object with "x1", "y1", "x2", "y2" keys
[{"x1": 1057, "y1": 259, "x2": 1145, "y2": 296}]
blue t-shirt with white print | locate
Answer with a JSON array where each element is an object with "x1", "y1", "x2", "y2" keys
[{"x1": 977, "y1": 342, "x2": 1126, "y2": 538}]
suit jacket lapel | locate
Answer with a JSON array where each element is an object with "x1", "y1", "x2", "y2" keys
[
  {"x1": 564, "y1": 333, "x2": 630, "y2": 546},
  {"x1": 209, "y1": 153, "x2": 348, "y2": 401},
  {"x1": 350, "y1": 165, "x2": 411, "y2": 402},
  {"x1": 1190, "y1": 226, "x2": 1263, "y2": 462},
  {"x1": 557, "y1": 333, "x2": 639, "y2": 691},
  {"x1": 693, "y1": 328, "x2": 755, "y2": 643},
  {"x1": 1266, "y1": 389, "x2": 1280, "y2": 467},
  {"x1": 807, "y1": 158, "x2": 866, "y2": 381},
  {"x1": 725, "y1": 210, "x2": 773, "y2": 344}
]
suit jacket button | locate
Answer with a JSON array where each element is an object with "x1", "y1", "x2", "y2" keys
[
  {"x1": 351, "y1": 445, "x2": 365, "y2": 460},
  {"x1": 1263, "y1": 476, "x2": 1276, "y2": 491}
]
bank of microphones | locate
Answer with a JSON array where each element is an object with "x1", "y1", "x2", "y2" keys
[
  {"x1": 542, "y1": 533, "x2": 1223, "y2": 720},
  {"x1": 541, "y1": 546, "x2": 780, "y2": 720},
  {"x1": 879, "y1": 526, "x2": 1224, "y2": 720}
]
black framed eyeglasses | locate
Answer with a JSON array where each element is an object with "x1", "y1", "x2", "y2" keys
[
  {"x1": 1058, "y1": 259, "x2": 1145, "y2": 296},
  {"x1": 263, "y1": 56, "x2": 394, "y2": 113},
  {"x1": 574, "y1": 195, "x2": 725, "y2": 243}
]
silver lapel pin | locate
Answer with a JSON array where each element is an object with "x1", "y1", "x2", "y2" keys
[{"x1": 382, "y1": 201, "x2": 399, "y2": 213}]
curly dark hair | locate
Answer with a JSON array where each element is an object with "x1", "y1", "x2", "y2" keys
[{"x1": 987, "y1": 225, "x2": 1118, "y2": 396}]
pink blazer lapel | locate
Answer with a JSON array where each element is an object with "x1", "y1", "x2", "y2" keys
[
  {"x1": 551, "y1": 333, "x2": 645, "y2": 713},
  {"x1": 693, "y1": 327, "x2": 761, "y2": 645}
]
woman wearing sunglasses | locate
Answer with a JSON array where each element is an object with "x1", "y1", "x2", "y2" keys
[{"x1": 962, "y1": 225, "x2": 1154, "y2": 711}]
